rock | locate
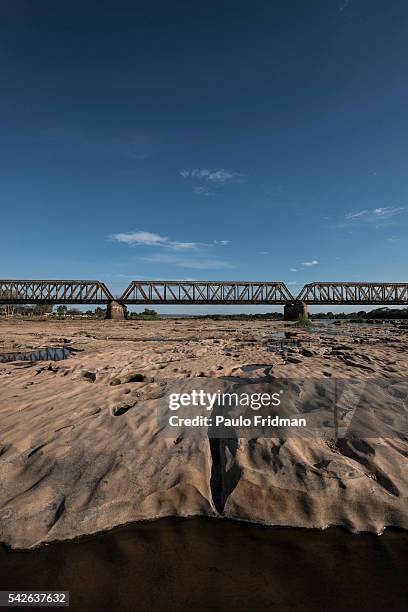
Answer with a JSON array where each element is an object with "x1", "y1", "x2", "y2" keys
[
  {"x1": 287, "y1": 356, "x2": 303, "y2": 364},
  {"x1": 300, "y1": 348, "x2": 315, "y2": 357},
  {"x1": 82, "y1": 371, "x2": 96, "y2": 382},
  {"x1": 342, "y1": 358, "x2": 376, "y2": 372}
]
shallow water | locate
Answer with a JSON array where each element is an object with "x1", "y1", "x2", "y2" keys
[
  {"x1": 305, "y1": 320, "x2": 393, "y2": 337},
  {"x1": 0, "y1": 518, "x2": 406, "y2": 612},
  {"x1": 271, "y1": 331, "x2": 287, "y2": 338},
  {"x1": 0, "y1": 347, "x2": 71, "y2": 364},
  {"x1": 241, "y1": 364, "x2": 270, "y2": 372}
]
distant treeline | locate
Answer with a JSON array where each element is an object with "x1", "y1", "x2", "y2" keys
[
  {"x1": 3, "y1": 305, "x2": 158, "y2": 320},
  {"x1": 3, "y1": 305, "x2": 408, "y2": 321},
  {"x1": 190, "y1": 308, "x2": 408, "y2": 321},
  {"x1": 311, "y1": 308, "x2": 408, "y2": 320},
  {"x1": 3, "y1": 304, "x2": 107, "y2": 318}
]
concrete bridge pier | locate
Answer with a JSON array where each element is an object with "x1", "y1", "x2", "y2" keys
[
  {"x1": 106, "y1": 300, "x2": 127, "y2": 320},
  {"x1": 284, "y1": 301, "x2": 308, "y2": 321}
]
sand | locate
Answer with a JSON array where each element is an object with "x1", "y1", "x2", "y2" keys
[{"x1": 0, "y1": 318, "x2": 407, "y2": 549}]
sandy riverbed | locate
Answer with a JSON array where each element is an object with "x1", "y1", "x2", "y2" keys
[{"x1": 0, "y1": 318, "x2": 407, "y2": 548}]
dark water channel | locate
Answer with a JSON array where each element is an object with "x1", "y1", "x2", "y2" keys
[{"x1": 0, "y1": 518, "x2": 406, "y2": 612}]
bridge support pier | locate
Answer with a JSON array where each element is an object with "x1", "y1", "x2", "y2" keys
[
  {"x1": 106, "y1": 300, "x2": 127, "y2": 320},
  {"x1": 284, "y1": 301, "x2": 308, "y2": 321}
]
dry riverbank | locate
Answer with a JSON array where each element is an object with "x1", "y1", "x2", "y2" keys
[{"x1": 0, "y1": 318, "x2": 407, "y2": 548}]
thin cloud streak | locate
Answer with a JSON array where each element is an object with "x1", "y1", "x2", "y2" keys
[
  {"x1": 193, "y1": 185, "x2": 215, "y2": 196},
  {"x1": 109, "y1": 230, "x2": 197, "y2": 250},
  {"x1": 109, "y1": 230, "x2": 232, "y2": 252},
  {"x1": 180, "y1": 168, "x2": 244, "y2": 184},
  {"x1": 345, "y1": 207, "x2": 405, "y2": 224}
]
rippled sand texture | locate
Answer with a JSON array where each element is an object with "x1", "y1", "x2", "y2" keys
[{"x1": 0, "y1": 318, "x2": 407, "y2": 548}]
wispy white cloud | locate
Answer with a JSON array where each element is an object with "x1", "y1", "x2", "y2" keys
[
  {"x1": 193, "y1": 185, "x2": 215, "y2": 197},
  {"x1": 302, "y1": 260, "x2": 319, "y2": 267},
  {"x1": 374, "y1": 207, "x2": 404, "y2": 217},
  {"x1": 171, "y1": 241, "x2": 198, "y2": 250},
  {"x1": 110, "y1": 231, "x2": 167, "y2": 246},
  {"x1": 180, "y1": 167, "x2": 244, "y2": 184},
  {"x1": 346, "y1": 210, "x2": 369, "y2": 220},
  {"x1": 109, "y1": 230, "x2": 197, "y2": 250},
  {"x1": 345, "y1": 207, "x2": 405, "y2": 223},
  {"x1": 110, "y1": 230, "x2": 232, "y2": 253},
  {"x1": 142, "y1": 252, "x2": 233, "y2": 270},
  {"x1": 289, "y1": 267, "x2": 298, "y2": 272}
]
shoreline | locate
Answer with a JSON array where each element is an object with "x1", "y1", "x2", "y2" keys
[{"x1": 2, "y1": 514, "x2": 408, "y2": 553}]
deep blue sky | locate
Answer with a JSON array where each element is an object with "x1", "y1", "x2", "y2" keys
[{"x1": 1, "y1": 1, "x2": 407, "y2": 311}]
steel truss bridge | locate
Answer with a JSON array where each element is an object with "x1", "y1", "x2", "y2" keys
[
  {"x1": 120, "y1": 281, "x2": 294, "y2": 304},
  {"x1": 0, "y1": 280, "x2": 408, "y2": 307},
  {"x1": 0, "y1": 280, "x2": 113, "y2": 305},
  {"x1": 297, "y1": 282, "x2": 408, "y2": 305}
]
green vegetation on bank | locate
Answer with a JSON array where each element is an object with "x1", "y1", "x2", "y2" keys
[
  {"x1": 128, "y1": 308, "x2": 159, "y2": 320},
  {"x1": 295, "y1": 315, "x2": 313, "y2": 327}
]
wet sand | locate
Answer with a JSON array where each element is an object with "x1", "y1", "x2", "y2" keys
[{"x1": 1, "y1": 517, "x2": 407, "y2": 612}]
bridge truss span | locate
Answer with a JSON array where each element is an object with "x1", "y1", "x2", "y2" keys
[
  {"x1": 1, "y1": 279, "x2": 407, "y2": 310},
  {"x1": 297, "y1": 282, "x2": 408, "y2": 305},
  {"x1": 0, "y1": 280, "x2": 114, "y2": 304},
  {"x1": 120, "y1": 281, "x2": 295, "y2": 304}
]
